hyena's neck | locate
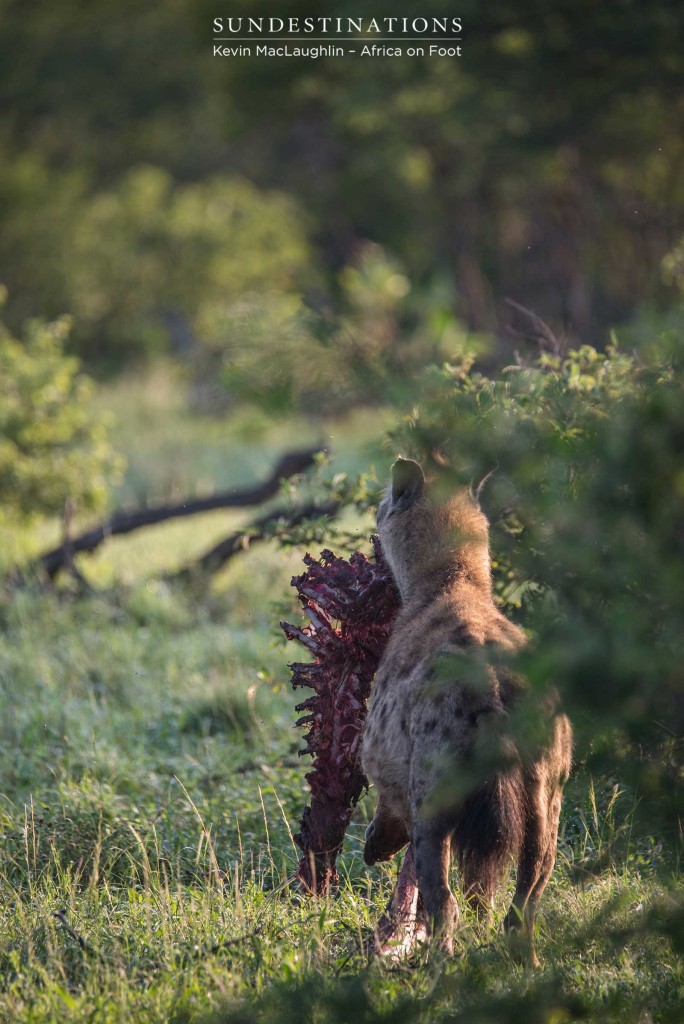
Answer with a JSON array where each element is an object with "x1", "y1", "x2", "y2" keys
[{"x1": 404, "y1": 544, "x2": 493, "y2": 608}]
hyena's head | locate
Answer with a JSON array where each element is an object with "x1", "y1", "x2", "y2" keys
[{"x1": 377, "y1": 458, "x2": 492, "y2": 601}]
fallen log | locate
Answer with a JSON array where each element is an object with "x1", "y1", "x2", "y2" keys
[
  {"x1": 30, "y1": 446, "x2": 324, "y2": 580},
  {"x1": 172, "y1": 501, "x2": 339, "y2": 581}
]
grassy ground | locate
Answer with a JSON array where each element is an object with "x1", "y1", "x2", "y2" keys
[{"x1": 0, "y1": 370, "x2": 681, "y2": 1023}]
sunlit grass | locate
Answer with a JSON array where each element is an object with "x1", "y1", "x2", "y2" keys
[
  {"x1": 1, "y1": 573, "x2": 682, "y2": 1022},
  {"x1": 0, "y1": 365, "x2": 681, "y2": 1022}
]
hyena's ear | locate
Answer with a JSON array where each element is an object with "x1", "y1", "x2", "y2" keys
[
  {"x1": 391, "y1": 458, "x2": 425, "y2": 511},
  {"x1": 471, "y1": 466, "x2": 498, "y2": 507}
]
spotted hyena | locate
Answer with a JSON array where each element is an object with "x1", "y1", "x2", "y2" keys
[{"x1": 361, "y1": 458, "x2": 572, "y2": 963}]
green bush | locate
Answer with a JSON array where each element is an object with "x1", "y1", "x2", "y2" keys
[
  {"x1": 383, "y1": 339, "x2": 682, "y2": 846},
  {"x1": 0, "y1": 296, "x2": 122, "y2": 520},
  {"x1": 62, "y1": 166, "x2": 311, "y2": 362},
  {"x1": 200, "y1": 243, "x2": 474, "y2": 415}
]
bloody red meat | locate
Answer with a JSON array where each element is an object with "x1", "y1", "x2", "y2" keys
[{"x1": 281, "y1": 536, "x2": 400, "y2": 894}]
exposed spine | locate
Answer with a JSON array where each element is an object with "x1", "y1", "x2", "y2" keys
[{"x1": 281, "y1": 537, "x2": 399, "y2": 894}]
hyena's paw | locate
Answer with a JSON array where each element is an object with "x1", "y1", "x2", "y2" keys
[
  {"x1": 503, "y1": 907, "x2": 541, "y2": 968},
  {"x1": 363, "y1": 812, "x2": 410, "y2": 866}
]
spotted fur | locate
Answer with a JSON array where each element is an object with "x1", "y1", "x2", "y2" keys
[{"x1": 361, "y1": 459, "x2": 572, "y2": 962}]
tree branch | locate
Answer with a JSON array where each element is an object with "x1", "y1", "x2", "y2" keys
[
  {"x1": 31, "y1": 447, "x2": 324, "y2": 580},
  {"x1": 171, "y1": 502, "x2": 340, "y2": 581}
]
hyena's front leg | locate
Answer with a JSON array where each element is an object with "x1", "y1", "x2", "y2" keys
[{"x1": 364, "y1": 797, "x2": 410, "y2": 866}]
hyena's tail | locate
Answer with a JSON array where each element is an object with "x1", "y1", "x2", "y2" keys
[{"x1": 452, "y1": 769, "x2": 526, "y2": 904}]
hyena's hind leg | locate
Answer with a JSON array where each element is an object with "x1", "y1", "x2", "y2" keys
[
  {"x1": 413, "y1": 817, "x2": 458, "y2": 953},
  {"x1": 504, "y1": 717, "x2": 572, "y2": 966},
  {"x1": 503, "y1": 782, "x2": 557, "y2": 967},
  {"x1": 364, "y1": 797, "x2": 410, "y2": 866}
]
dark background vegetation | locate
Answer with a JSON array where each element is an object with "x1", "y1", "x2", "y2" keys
[
  {"x1": 0, "y1": 1, "x2": 683, "y2": 1021},
  {"x1": 2, "y1": 0, "x2": 684, "y2": 374}
]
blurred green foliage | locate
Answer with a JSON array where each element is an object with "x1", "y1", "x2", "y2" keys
[
  {"x1": 0, "y1": 295, "x2": 122, "y2": 520},
  {"x1": 205, "y1": 243, "x2": 469, "y2": 414},
  {"x1": 1, "y1": 0, "x2": 683, "y2": 374},
  {"x1": 381, "y1": 338, "x2": 682, "y2": 850},
  {"x1": 63, "y1": 167, "x2": 311, "y2": 362}
]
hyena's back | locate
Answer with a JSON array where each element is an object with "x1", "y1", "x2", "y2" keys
[
  {"x1": 361, "y1": 458, "x2": 572, "y2": 962},
  {"x1": 363, "y1": 589, "x2": 530, "y2": 895}
]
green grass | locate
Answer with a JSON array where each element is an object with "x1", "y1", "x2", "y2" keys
[
  {"x1": 0, "y1": 368, "x2": 681, "y2": 1023},
  {"x1": 98, "y1": 360, "x2": 397, "y2": 507}
]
